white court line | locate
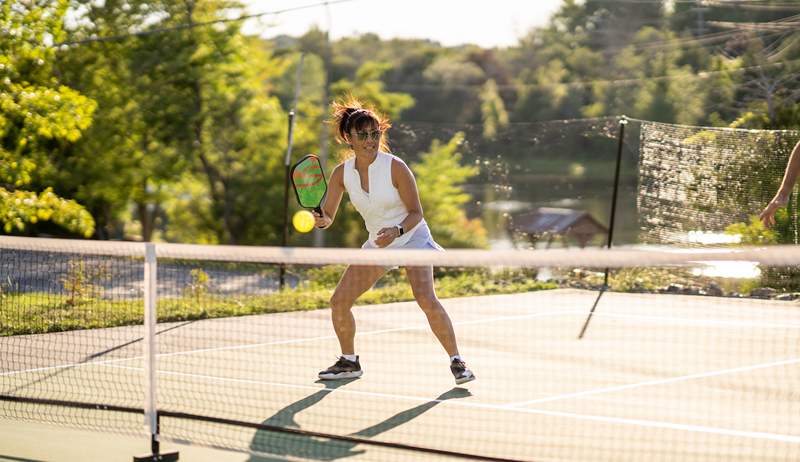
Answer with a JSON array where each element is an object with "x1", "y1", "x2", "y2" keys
[
  {"x1": 6, "y1": 307, "x2": 797, "y2": 378},
  {"x1": 504, "y1": 357, "x2": 800, "y2": 407},
  {"x1": 149, "y1": 309, "x2": 578, "y2": 360},
  {"x1": 593, "y1": 311, "x2": 800, "y2": 329},
  {"x1": 102, "y1": 363, "x2": 800, "y2": 445},
  {"x1": 1, "y1": 310, "x2": 574, "y2": 377},
  {"x1": 0, "y1": 356, "x2": 143, "y2": 377}
]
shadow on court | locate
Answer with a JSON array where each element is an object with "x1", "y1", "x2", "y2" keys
[
  {"x1": 0, "y1": 455, "x2": 47, "y2": 462},
  {"x1": 4, "y1": 321, "x2": 196, "y2": 396},
  {"x1": 247, "y1": 381, "x2": 472, "y2": 461}
]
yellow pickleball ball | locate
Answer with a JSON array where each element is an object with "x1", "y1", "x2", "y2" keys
[{"x1": 292, "y1": 210, "x2": 315, "y2": 233}]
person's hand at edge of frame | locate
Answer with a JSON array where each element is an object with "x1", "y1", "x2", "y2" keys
[{"x1": 759, "y1": 192, "x2": 789, "y2": 228}]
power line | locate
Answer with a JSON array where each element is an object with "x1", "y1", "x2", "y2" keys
[
  {"x1": 708, "y1": 20, "x2": 800, "y2": 31},
  {"x1": 54, "y1": 0, "x2": 354, "y2": 47},
  {"x1": 385, "y1": 58, "x2": 800, "y2": 91},
  {"x1": 704, "y1": 1, "x2": 800, "y2": 10},
  {"x1": 598, "y1": 12, "x2": 800, "y2": 55}
]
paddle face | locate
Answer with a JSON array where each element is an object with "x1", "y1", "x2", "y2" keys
[{"x1": 290, "y1": 154, "x2": 327, "y2": 213}]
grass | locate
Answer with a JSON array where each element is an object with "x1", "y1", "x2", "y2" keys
[
  {"x1": 0, "y1": 268, "x2": 557, "y2": 336},
  {"x1": 563, "y1": 266, "x2": 762, "y2": 296},
  {"x1": 5, "y1": 263, "x2": 778, "y2": 337}
]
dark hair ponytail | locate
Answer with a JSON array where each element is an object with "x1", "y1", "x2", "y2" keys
[{"x1": 331, "y1": 98, "x2": 391, "y2": 155}]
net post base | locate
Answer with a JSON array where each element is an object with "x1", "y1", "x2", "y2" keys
[{"x1": 133, "y1": 452, "x2": 179, "y2": 462}]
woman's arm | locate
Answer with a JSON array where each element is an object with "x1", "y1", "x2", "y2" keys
[
  {"x1": 760, "y1": 140, "x2": 800, "y2": 227},
  {"x1": 314, "y1": 163, "x2": 345, "y2": 229},
  {"x1": 374, "y1": 159, "x2": 423, "y2": 247}
]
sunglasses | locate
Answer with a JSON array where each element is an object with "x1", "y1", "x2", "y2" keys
[{"x1": 354, "y1": 130, "x2": 382, "y2": 141}]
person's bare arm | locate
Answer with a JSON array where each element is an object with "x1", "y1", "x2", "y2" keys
[
  {"x1": 314, "y1": 163, "x2": 345, "y2": 229},
  {"x1": 760, "y1": 141, "x2": 800, "y2": 227}
]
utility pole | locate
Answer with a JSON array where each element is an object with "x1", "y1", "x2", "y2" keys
[{"x1": 692, "y1": 1, "x2": 710, "y2": 36}]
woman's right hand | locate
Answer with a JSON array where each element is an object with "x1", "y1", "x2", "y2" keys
[{"x1": 313, "y1": 210, "x2": 332, "y2": 229}]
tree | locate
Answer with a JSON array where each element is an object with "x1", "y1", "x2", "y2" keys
[
  {"x1": 331, "y1": 61, "x2": 415, "y2": 120},
  {"x1": 412, "y1": 133, "x2": 488, "y2": 249},
  {"x1": 0, "y1": 0, "x2": 95, "y2": 237},
  {"x1": 114, "y1": 0, "x2": 289, "y2": 245},
  {"x1": 480, "y1": 79, "x2": 509, "y2": 139},
  {"x1": 418, "y1": 52, "x2": 486, "y2": 124},
  {"x1": 58, "y1": 0, "x2": 186, "y2": 240}
]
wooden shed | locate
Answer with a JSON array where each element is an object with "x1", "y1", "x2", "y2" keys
[{"x1": 508, "y1": 207, "x2": 608, "y2": 248}]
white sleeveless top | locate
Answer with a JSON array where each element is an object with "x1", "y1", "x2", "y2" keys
[{"x1": 342, "y1": 152, "x2": 424, "y2": 247}]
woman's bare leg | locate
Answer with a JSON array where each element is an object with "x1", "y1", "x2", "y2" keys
[
  {"x1": 405, "y1": 265, "x2": 459, "y2": 356},
  {"x1": 329, "y1": 264, "x2": 386, "y2": 354}
]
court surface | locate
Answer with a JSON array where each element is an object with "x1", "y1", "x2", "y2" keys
[{"x1": 2, "y1": 289, "x2": 799, "y2": 461}]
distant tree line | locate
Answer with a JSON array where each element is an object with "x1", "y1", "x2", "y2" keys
[{"x1": 1, "y1": 0, "x2": 797, "y2": 246}]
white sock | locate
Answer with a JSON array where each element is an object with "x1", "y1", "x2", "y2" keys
[
  {"x1": 450, "y1": 355, "x2": 462, "y2": 362},
  {"x1": 342, "y1": 354, "x2": 358, "y2": 362}
]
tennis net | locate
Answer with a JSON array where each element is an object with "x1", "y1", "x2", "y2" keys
[{"x1": 1, "y1": 235, "x2": 799, "y2": 461}]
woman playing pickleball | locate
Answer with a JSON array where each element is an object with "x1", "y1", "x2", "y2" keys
[{"x1": 313, "y1": 99, "x2": 475, "y2": 385}]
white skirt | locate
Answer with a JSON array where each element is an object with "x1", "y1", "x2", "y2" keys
[
  {"x1": 361, "y1": 222, "x2": 443, "y2": 270},
  {"x1": 361, "y1": 221, "x2": 444, "y2": 251}
]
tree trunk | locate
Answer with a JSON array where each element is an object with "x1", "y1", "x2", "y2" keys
[{"x1": 136, "y1": 201, "x2": 154, "y2": 242}]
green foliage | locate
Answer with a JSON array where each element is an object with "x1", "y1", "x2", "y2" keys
[
  {"x1": 330, "y1": 61, "x2": 414, "y2": 120},
  {"x1": 0, "y1": 0, "x2": 793, "y2": 246},
  {"x1": 2, "y1": 270, "x2": 555, "y2": 336},
  {"x1": 54, "y1": 1, "x2": 292, "y2": 244},
  {"x1": 184, "y1": 268, "x2": 211, "y2": 301},
  {"x1": 0, "y1": 0, "x2": 96, "y2": 237},
  {"x1": 711, "y1": 131, "x2": 798, "y2": 243},
  {"x1": 572, "y1": 266, "x2": 759, "y2": 296},
  {"x1": 56, "y1": 0, "x2": 182, "y2": 239},
  {"x1": 724, "y1": 216, "x2": 777, "y2": 245},
  {"x1": 303, "y1": 265, "x2": 346, "y2": 290},
  {"x1": 725, "y1": 213, "x2": 799, "y2": 292},
  {"x1": 480, "y1": 79, "x2": 509, "y2": 139},
  {"x1": 60, "y1": 260, "x2": 110, "y2": 306},
  {"x1": 412, "y1": 133, "x2": 488, "y2": 248},
  {"x1": 757, "y1": 209, "x2": 800, "y2": 289},
  {"x1": 160, "y1": 173, "x2": 218, "y2": 244},
  {"x1": 0, "y1": 188, "x2": 94, "y2": 236}
]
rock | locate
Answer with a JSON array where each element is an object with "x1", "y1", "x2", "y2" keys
[
  {"x1": 775, "y1": 293, "x2": 799, "y2": 301},
  {"x1": 705, "y1": 282, "x2": 724, "y2": 297},
  {"x1": 683, "y1": 286, "x2": 702, "y2": 295},
  {"x1": 572, "y1": 269, "x2": 590, "y2": 279},
  {"x1": 750, "y1": 287, "x2": 777, "y2": 299},
  {"x1": 665, "y1": 283, "x2": 684, "y2": 293}
]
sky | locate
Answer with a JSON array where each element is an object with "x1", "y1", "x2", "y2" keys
[{"x1": 240, "y1": 0, "x2": 564, "y2": 48}]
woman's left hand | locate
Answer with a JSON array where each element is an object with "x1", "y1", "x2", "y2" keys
[{"x1": 375, "y1": 226, "x2": 400, "y2": 248}]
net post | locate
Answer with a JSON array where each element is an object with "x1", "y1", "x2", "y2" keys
[
  {"x1": 134, "y1": 243, "x2": 179, "y2": 462},
  {"x1": 606, "y1": 115, "x2": 627, "y2": 253},
  {"x1": 144, "y1": 243, "x2": 157, "y2": 436},
  {"x1": 578, "y1": 115, "x2": 628, "y2": 339}
]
